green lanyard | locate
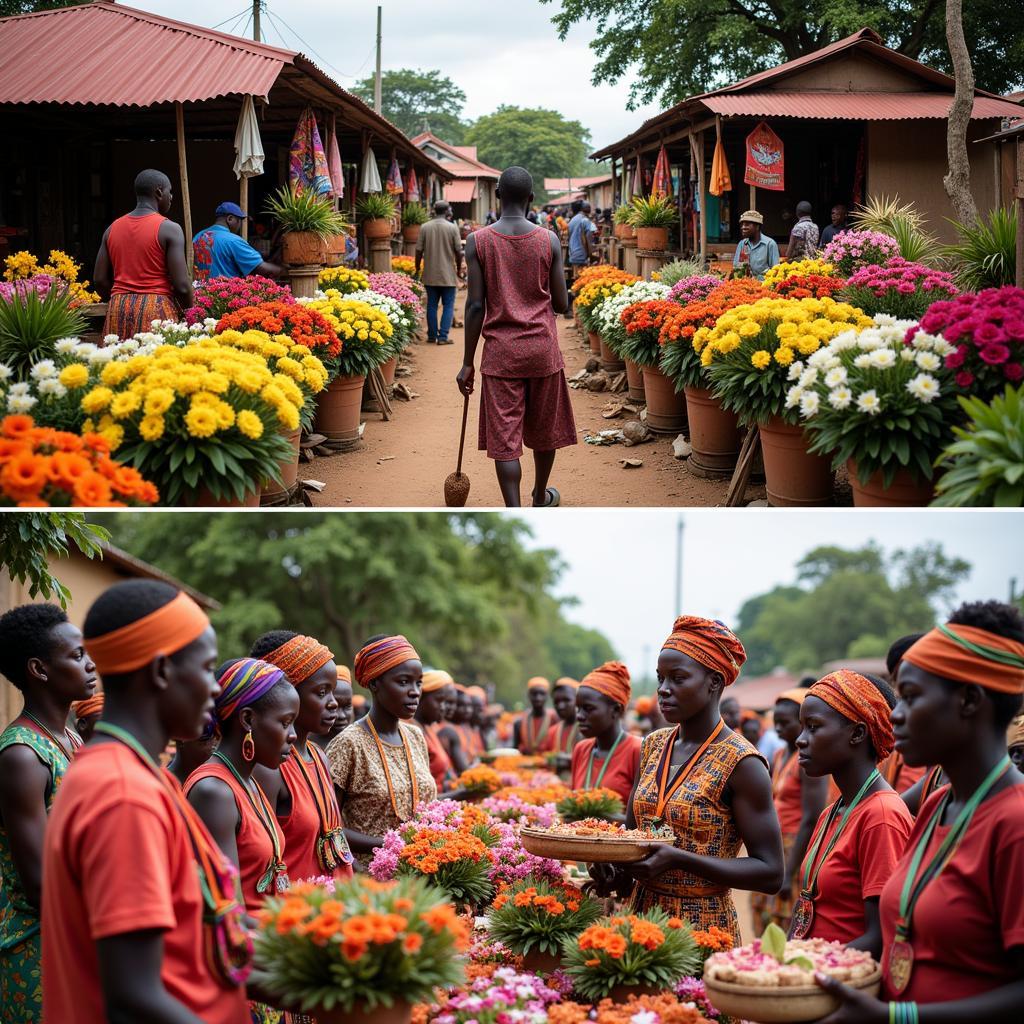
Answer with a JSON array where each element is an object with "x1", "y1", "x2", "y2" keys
[
  {"x1": 800, "y1": 767, "x2": 880, "y2": 896},
  {"x1": 896, "y1": 755, "x2": 1011, "y2": 937},
  {"x1": 585, "y1": 730, "x2": 624, "y2": 789}
]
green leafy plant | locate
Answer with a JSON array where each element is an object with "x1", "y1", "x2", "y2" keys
[
  {"x1": 487, "y1": 876, "x2": 603, "y2": 956},
  {"x1": 943, "y1": 207, "x2": 1017, "y2": 290},
  {"x1": 932, "y1": 386, "x2": 1024, "y2": 506},
  {"x1": 356, "y1": 192, "x2": 400, "y2": 221},
  {"x1": 759, "y1": 921, "x2": 815, "y2": 971},
  {"x1": 627, "y1": 194, "x2": 676, "y2": 228},
  {"x1": 656, "y1": 258, "x2": 706, "y2": 287},
  {"x1": 264, "y1": 185, "x2": 349, "y2": 238},
  {"x1": 851, "y1": 194, "x2": 939, "y2": 263},
  {"x1": 613, "y1": 205, "x2": 633, "y2": 225},
  {"x1": 401, "y1": 202, "x2": 430, "y2": 227},
  {"x1": 556, "y1": 787, "x2": 623, "y2": 821},
  {"x1": 0, "y1": 285, "x2": 86, "y2": 380}
]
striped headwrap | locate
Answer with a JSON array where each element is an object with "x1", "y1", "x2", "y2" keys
[
  {"x1": 809, "y1": 670, "x2": 895, "y2": 762},
  {"x1": 661, "y1": 616, "x2": 746, "y2": 686},
  {"x1": 263, "y1": 634, "x2": 334, "y2": 684},
  {"x1": 214, "y1": 658, "x2": 287, "y2": 723},
  {"x1": 352, "y1": 635, "x2": 419, "y2": 688},
  {"x1": 904, "y1": 623, "x2": 1024, "y2": 695}
]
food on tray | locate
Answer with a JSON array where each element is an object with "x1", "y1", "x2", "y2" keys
[
  {"x1": 530, "y1": 819, "x2": 675, "y2": 841},
  {"x1": 704, "y1": 935, "x2": 877, "y2": 987}
]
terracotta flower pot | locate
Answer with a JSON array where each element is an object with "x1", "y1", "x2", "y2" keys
[
  {"x1": 641, "y1": 364, "x2": 687, "y2": 434},
  {"x1": 684, "y1": 386, "x2": 742, "y2": 477},
  {"x1": 183, "y1": 484, "x2": 261, "y2": 508},
  {"x1": 635, "y1": 226, "x2": 668, "y2": 251},
  {"x1": 625, "y1": 358, "x2": 646, "y2": 404},
  {"x1": 600, "y1": 338, "x2": 625, "y2": 374},
  {"x1": 282, "y1": 231, "x2": 327, "y2": 266},
  {"x1": 364, "y1": 217, "x2": 393, "y2": 240},
  {"x1": 847, "y1": 459, "x2": 935, "y2": 507},
  {"x1": 614, "y1": 222, "x2": 630, "y2": 240},
  {"x1": 759, "y1": 415, "x2": 833, "y2": 506},
  {"x1": 314, "y1": 373, "x2": 366, "y2": 441},
  {"x1": 402, "y1": 224, "x2": 421, "y2": 243},
  {"x1": 316, "y1": 1000, "x2": 412, "y2": 1024},
  {"x1": 587, "y1": 330, "x2": 603, "y2": 356},
  {"x1": 260, "y1": 427, "x2": 301, "y2": 503},
  {"x1": 380, "y1": 355, "x2": 398, "y2": 390},
  {"x1": 520, "y1": 947, "x2": 563, "y2": 974}
]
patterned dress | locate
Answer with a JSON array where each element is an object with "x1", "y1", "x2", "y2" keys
[
  {"x1": 0, "y1": 723, "x2": 76, "y2": 1023},
  {"x1": 630, "y1": 727, "x2": 763, "y2": 943}
]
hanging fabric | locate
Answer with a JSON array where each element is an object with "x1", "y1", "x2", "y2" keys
[
  {"x1": 360, "y1": 146, "x2": 384, "y2": 193},
  {"x1": 326, "y1": 115, "x2": 344, "y2": 200},
  {"x1": 710, "y1": 117, "x2": 733, "y2": 197},
  {"x1": 385, "y1": 155, "x2": 404, "y2": 196},
  {"x1": 289, "y1": 107, "x2": 331, "y2": 195},
  {"x1": 233, "y1": 95, "x2": 265, "y2": 180},
  {"x1": 651, "y1": 144, "x2": 673, "y2": 199},
  {"x1": 405, "y1": 166, "x2": 421, "y2": 203}
]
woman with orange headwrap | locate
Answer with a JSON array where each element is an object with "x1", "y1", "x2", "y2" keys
[
  {"x1": 415, "y1": 670, "x2": 457, "y2": 790},
  {"x1": 542, "y1": 678, "x2": 581, "y2": 756},
  {"x1": 571, "y1": 663, "x2": 642, "y2": 805},
  {"x1": 514, "y1": 677, "x2": 558, "y2": 754},
  {"x1": 595, "y1": 616, "x2": 783, "y2": 944}
]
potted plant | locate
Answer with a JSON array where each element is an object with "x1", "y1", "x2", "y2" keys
[
  {"x1": 0, "y1": 281, "x2": 87, "y2": 380},
  {"x1": 184, "y1": 275, "x2": 295, "y2": 325},
  {"x1": 620, "y1": 299, "x2": 688, "y2": 429},
  {"x1": 357, "y1": 192, "x2": 400, "y2": 241},
  {"x1": 613, "y1": 204, "x2": 635, "y2": 240},
  {"x1": 839, "y1": 258, "x2": 959, "y2": 320},
  {"x1": 627, "y1": 195, "x2": 676, "y2": 252},
  {"x1": 401, "y1": 202, "x2": 429, "y2": 243},
  {"x1": 265, "y1": 185, "x2": 349, "y2": 267}
]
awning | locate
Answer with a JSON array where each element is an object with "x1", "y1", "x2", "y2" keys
[
  {"x1": 444, "y1": 179, "x2": 478, "y2": 203},
  {"x1": 702, "y1": 92, "x2": 1024, "y2": 121}
]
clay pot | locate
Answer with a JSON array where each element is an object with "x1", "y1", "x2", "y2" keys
[
  {"x1": 641, "y1": 364, "x2": 688, "y2": 434},
  {"x1": 600, "y1": 338, "x2": 625, "y2": 374},
  {"x1": 364, "y1": 217, "x2": 393, "y2": 240},
  {"x1": 759, "y1": 415, "x2": 833, "y2": 506},
  {"x1": 625, "y1": 358, "x2": 646, "y2": 404},
  {"x1": 587, "y1": 330, "x2": 603, "y2": 356},
  {"x1": 607, "y1": 983, "x2": 666, "y2": 1004},
  {"x1": 183, "y1": 485, "x2": 261, "y2": 508},
  {"x1": 402, "y1": 224, "x2": 421, "y2": 244},
  {"x1": 260, "y1": 428, "x2": 301, "y2": 503},
  {"x1": 520, "y1": 947, "x2": 563, "y2": 974},
  {"x1": 615, "y1": 223, "x2": 636, "y2": 241},
  {"x1": 684, "y1": 386, "x2": 742, "y2": 477},
  {"x1": 380, "y1": 355, "x2": 398, "y2": 390},
  {"x1": 314, "y1": 373, "x2": 367, "y2": 441},
  {"x1": 316, "y1": 1000, "x2": 412, "y2": 1024},
  {"x1": 635, "y1": 226, "x2": 668, "y2": 251},
  {"x1": 847, "y1": 459, "x2": 935, "y2": 507},
  {"x1": 282, "y1": 231, "x2": 327, "y2": 266}
]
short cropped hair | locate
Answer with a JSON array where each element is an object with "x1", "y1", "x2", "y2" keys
[
  {"x1": 498, "y1": 167, "x2": 533, "y2": 205},
  {"x1": 134, "y1": 169, "x2": 170, "y2": 198},
  {"x1": 0, "y1": 604, "x2": 69, "y2": 690}
]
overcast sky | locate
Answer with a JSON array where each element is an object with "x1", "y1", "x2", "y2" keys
[
  {"x1": 140, "y1": 0, "x2": 662, "y2": 151},
  {"x1": 516, "y1": 509, "x2": 1024, "y2": 679}
]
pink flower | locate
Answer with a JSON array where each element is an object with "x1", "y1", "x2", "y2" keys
[
  {"x1": 1004, "y1": 362, "x2": 1023, "y2": 381},
  {"x1": 956, "y1": 370, "x2": 975, "y2": 388},
  {"x1": 979, "y1": 343, "x2": 1011, "y2": 365}
]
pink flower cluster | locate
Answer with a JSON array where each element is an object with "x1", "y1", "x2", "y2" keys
[
  {"x1": 488, "y1": 822, "x2": 562, "y2": 887},
  {"x1": 846, "y1": 257, "x2": 958, "y2": 299},
  {"x1": 368, "y1": 828, "x2": 405, "y2": 881},
  {"x1": 908, "y1": 285, "x2": 1024, "y2": 394},
  {"x1": 668, "y1": 275, "x2": 722, "y2": 306},
  {"x1": 0, "y1": 274, "x2": 66, "y2": 302},
  {"x1": 184, "y1": 275, "x2": 294, "y2": 324},
  {"x1": 821, "y1": 230, "x2": 900, "y2": 276},
  {"x1": 432, "y1": 967, "x2": 562, "y2": 1024},
  {"x1": 675, "y1": 977, "x2": 719, "y2": 1019},
  {"x1": 480, "y1": 793, "x2": 557, "y2": 827},
  {"x1": 367, "y1": 272, "x2": 424, "y2": 316}
]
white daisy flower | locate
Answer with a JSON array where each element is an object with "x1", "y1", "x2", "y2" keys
[
  {"x1": 856, "y1": 389, "x2": 881, "y2": 415},
  {"x1": 89, "y1": 348, "x2": 115, "y2": 365},
  {"x1": 868, "y1": 349, "x2": 897, "y2": 369},
  {"x1": 787, "y1": 360, "x2": 805, "y2": 382},
  {"x1": 824, "y1": 366, "x2": 848, "y2": 388},
  {"x1": 800, "y1": 391, "x2": 820, "y2": 417},
  {"x1": 7, "y1": 394, "x2": 37, "y2": 413},
  {"x1": 8, "y1": 382, "x2": 30, "y2": 396},
  {"x1": 36, "y1": 378, "x2": 67, "y2": 398},
  {"x1": 798, "y1": 367, "x2": 818, "y2": 388},
  {"x1": 0, "y1": 363, "x2": 12, "y2": 382},
  {"x1": 807, "y1": 348, "x2": 832, "y2": 368},
  {"x1": 853, "y1": 353, "x2": 873, "y2": 369},
  {"x1": 915, "y1": 351, "x2": 941, "y2": 371},
  {"x1": 54, "y1": 337, "x2": 80, "y2": 354},
  {"x1": 873, "y1": 314, "x2": 898, "y2": 326},
  {"x1": 785, "y1": 385, "x2": 804, "y2": 408},
  {"x1": 906, "y1": 373, "x2": 940, "y2": 403},
  {"x1": 900, "y1": 348, "x2": 917, "y2": 362},
  {"x1": 828, "y1": 386, "x2": 853, "y2": 410},
  {"x1": 103, "y1": 334, "x2": 120, "y2": 345},
  {"x1": 29, "y1": 359, "x2": 57, "y2": 379}
]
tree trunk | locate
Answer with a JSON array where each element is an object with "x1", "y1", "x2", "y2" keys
[{"x1": 943, "y1": 0, "x2": 979, "y2": 226}]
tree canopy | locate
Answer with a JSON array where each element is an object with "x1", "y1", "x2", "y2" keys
[
  {"x1": 543, "y1": 0, "x2": 1024, "y2": 106},
  {"x1": 736, "y1": 541, "x2": 971, "y2": 676},
  {"x1": 351, "y1": 68, "x2": 469, "y2": 145},
  {"x1": 86, "y1": 512, "x2": 615, "y2": 707},
  {"x1": 0, "y1": 0, "x2": 80, "y2": 16}
]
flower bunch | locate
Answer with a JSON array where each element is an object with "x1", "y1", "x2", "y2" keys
[
  {"x1": 0, "y1": 414, "x2": 158, "y2": 507},
  {"x1": 597, "y1": 280, "x2": 671, "y2": 354},
  {"x1": 487, "y1": 821, "x2": 563, "y2": 888},
  {"x1": 791, "y1": 316, "x2": 958, "y2": 486},
  {"x1": 318, "y1": 265, "x2": 370, "y2": 294},
  {"x1": 820, "y1": 230, "x2": 900, "y2": 277},
  {"x1": 346, "y1": 289, "x2": 417, "y2": 351},
  {"x1": 367, "y1": 272, "x2": 425, "y2": 317},
  {"x1": 574, "y1": 270, "x2": 642, "y2": 334},
  {"x1": 0, "y1": 342, "x2": 97, "y2": 433},
  {"x1": 691, "y1": 927, "x2": 733, "y2": 956},
  {"x1": 675, "y1": 977, "x2": 720, "y2": 1019},
  {"x1": 398, "y1": 826, "x2": 495, "y2": 907},
  {"x1": 184, "y1": 276, "x2": 294, "y2": 324},
  {"x1": 773, "y1": 274, "x2": 846, "y2": 300},
  {"x1": 479, "y1": 793, "x2": 557, "y2": 827},
  {"x1": 488, "y1": 877, "x2": 603, "y2": 957},
  {"x1": 251, "y1": 876, "x2": 467, "y2": 1016},
  {"x1": 0, "y1": 275, "x2": 66, "y2": 304},
  {"x1": 215, "y1": 301, "x2": 341, "y2": 365},
  {"x1": 549, "y1": 993, "x2": 711, "y2": 1024},
  {"x1": 667, "y1": 274, "x2": 723, "y2": 306},
  {"x1": 619, "y1": 300, "x2": 685, "y2": 368},
  {"x1": 490, "y1": 754, "x2": 547, "y2": 775},
  {"x1": 700, "y1": 296, "x2": 872, "y2": 425},
  {"x1": 563, "y1": 908, "x2": 701, "y2": 1002},
  {"x1": 762, "y1": 258, "x2": 836, "y2": 289},
  {"x1": 907, "y1": 286, "x2": 1024, "y2": 398},
  {"x1": 572, "y1": 265, "x2": 636, "y2": 295},
  {"x1": 425, "y1": 967, "x2": 563, "y2": 1024},
  {"x1": 301, "y1": 290, "x2": 395, "y2": 377},
  {"x1": 457, "y1": 764, "x2": 503, "y2": 795},
  {"x1": 556, "y1": 787, "x2": 623, "y2": 822},
  {"x1": 3, "y1": 250, "x2": 100, "y2": 305},
  {"x1": 840, "y1": 257, "x2": 959, "y2": 319},
  {"x1": 494, "y1": 781, "x2": 571, "y2": 806},
  {"x1": 392, "y1": 255, "x2": 419, "y2": 278}
]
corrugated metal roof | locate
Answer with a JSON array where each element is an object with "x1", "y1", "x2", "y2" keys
[
  {"x1": 411, "y1": 133, "x2": 501, "y2": 178},
  {"x1": 702, "y1": 91, "x2": 1024, "y2": 120},
  {"x1": 444, "y1": 180, "x2": 478, "y2": 203}
]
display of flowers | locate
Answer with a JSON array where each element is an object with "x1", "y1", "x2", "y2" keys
[
  {"x1": 301, "y1": 290, "x2": 395, "y2": 377},
  {"x1": 772, "y1": 274, "x2": 846, "y2": 300},
  {"x1": 184, "y1": 276, "x2": 294, "y2": 324},
  {"x1": 574, "y1": 270, "x2": 641, "y2": 334},
  {"x1": 488, "y1": 877, "x2": 602, "y2": 958},
  {"x1": 457, "y1": 764, "x2": 503, "y2": 796},
  {"x1": 214, "y1": 301, "x2": 341, "y2": 372},
  {"x1": 820, "y1": 230, "x2": 900, "y2": 276},
  {"x1": 251, "y1": 876, "x2": 468, "y2": 1018},
  {"x1": 392, "y1": 255, "x2": 419, "y2": 278},
  {"x1": 907, "y1": 285, "x2": 1024, "y2": 398},
  {"x1": 597, "y1": 281, "x2": 671, "y2": 354},
  {"x1": 762, "y1": 258, "x2": 836, "y2": 289},
  {"x1": 0, "y1": 342, "x2": 96, "y2": 433},
  {"x1": 619, "y1": 300, "x2": 686, "y2": 368},
  {"x1": 0, "y1": 414, "x2": 158, "y2": 507},
  {"x1": 318, "y1": 265, "x2": 370, "y2": 294},
  {"x1": 789, "y1": 316, "x2": 958, "y2": 486},
  {"x1": 368, "y1": 272, "x2": 425, "y2": 318},
  {"x1": 667, "y1": 275, "x2": 722, "y2": 306},
  {"x1": 840, "y1": 257, "x2": 959, "y2": 319},
  {"x1": 479, "y1": 793, "x2": 557, "y2": 827},
  {"x1": 699, "y1": 296, "x2": 872, "y2": 425},
  {"x1": 493, "y1": 781, "x2": 571, "y2": 806},
  {"x1": 562, "y1": 909, "x2": 701, "y2": 1002},
  {"x1": 3, "y1": 249, "x2": 100, "y2": 306},
  {"x1": 556, "y1": 787, "x2": 623, "y2": 821},
  {"x1": 487, "y1": 822, "x2": 562, "y2": 889},
  {"x1": 423, "y1": 967, "x2": 564, "y2": 1024},
  {"x1": 547, "y1": 992, "x2": 711, "y2": 1024},
  {"x1": 345, "y1": 288, "x2": 417, "y2": 353},
  {"x1": 572, "y1": 265, "x2": 637, "y2": 296}
]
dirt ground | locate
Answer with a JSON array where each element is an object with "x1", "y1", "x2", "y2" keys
[{"x1": 310, "y1": 290, "x2": 765, "y2": 508}]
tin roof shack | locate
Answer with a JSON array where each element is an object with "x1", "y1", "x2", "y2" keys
[
  {"x1": 0, "y1": 2, "x2": 449, "y2": 266},
  {"x1": 591, "y1": 28, "x2": 1023, "y2": 259},
  {"x1": 412, "y1": 133, "x2": 500, "y2": 225}
]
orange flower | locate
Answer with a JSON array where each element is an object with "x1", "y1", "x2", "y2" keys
[
  {"x1": 1, "y1": 415, "x2": 34, "y2": 439},
  {"x1": 342, "y1": 937, "x2": 367, "y2": 961},
  {"x1": 402, "y1": 932, "x2": 423, "y2": 954},
  {"x1": 72, "y1": 471, "x2": 113, "y2": 507},
  {"x1": 47, "y1": 451, "x2": 91, "y2": 488},
  {"x1": 1, "y1": 451, "x2": 48, "y2": 501},
  {"x1": 420, "y1": 904, "x2": 457, "y2": 934}
]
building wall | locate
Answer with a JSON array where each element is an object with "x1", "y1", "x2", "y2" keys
[{"x1": 775, "y1": 52, "x2": 932, "y2": 94}]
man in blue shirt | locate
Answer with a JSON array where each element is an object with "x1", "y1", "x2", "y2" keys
[
  {"x1": 566, "y1": 200, "x2": 595, "y2": 319},
  {"x1": 192, "y1": 202, "x2": 281, "y2": 281},
  {"x1": 732, "y1": 209, "x2": 780, "y2": 280}
]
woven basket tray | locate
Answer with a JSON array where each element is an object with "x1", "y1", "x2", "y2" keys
[
  {"x1": 519, "y1": 827, "x2": 674, "y2": 863},
  {"x1": 703, "y1": 967, "x2": 881, "y2": 1022}
]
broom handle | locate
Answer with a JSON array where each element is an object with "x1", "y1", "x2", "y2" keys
[{"x1": 456, "y1": 393, "x2": 469, "y2": 476}]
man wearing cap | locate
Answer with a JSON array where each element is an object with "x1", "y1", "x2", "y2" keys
[
  {"x1": 732, "y1": 210, "x2": 779, "y2": 281},
  {"x1": 192, "y1": 203, "x2": 282, "y2": 282}
]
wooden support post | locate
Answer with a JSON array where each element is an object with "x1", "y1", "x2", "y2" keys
[
  {"x1": 749, "y1": 185, "x2": 756, "y2": 211},
  {"x1": 1017, "y1": 136, "x2": 1024, "y2": 289},
  {"x1": 696, "y1": 130, "x2": 707, "y2": 263},
  {"x1": 175, "y1": 101, "x2": 194, "y2": 277},
  {"x1": 239, "y1": 176, "x2": 249, "y2": 240}
]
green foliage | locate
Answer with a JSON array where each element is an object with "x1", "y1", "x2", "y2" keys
[
  {"x1": 84, "y1": 513, "x2": 615, "y2": 701},
  {"x1": 265, "y1": 186, "x2": 348, "y2": 238},
  {"x1": 613, "y1": 205, "x2": 633, "y2": 225},
  {"x1": 556, "y1": 788, "x2": 623, "y2": 821},
  {"x1": 0, "y1": 513, "x2": 110, "y2": 609},
  {"x1": 401, "y1": 202, "x2": 430, "y2": 227},
  {"x1": 351, "y1": 68, "x2": 468, "y2": 145},
  {"x1": 657, "y1": 259, "x2": 707, "y2": 287},
  {"x1": 943, "y1": 207, "x2": 1018, "y2": 290},
  {"x1": 932, "y1": 386, "x2": 1024, "y2": 506},
  {"x1": 627, "y1": 195, "x2": 676, "y2": 228},
  {"x1": 487, "y1": 877, "x2": 603, "y2": 956},
  {"x1": 851, "y1": 195, "x2": 939, "y2": 265},
  {"x1": 658, "y1": 331, "x2": 704, "y2": 391},
  {"x1": 0, "y1": 0, "x2": 81, "y2": 14},
  {"x1": 0, "y1": 286, "x2": 86, "y2": 381},
  {"x1": 356, "y1": 193, "x2": 400, "y2": 221}
]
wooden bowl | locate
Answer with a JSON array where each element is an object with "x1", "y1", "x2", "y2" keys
[
  {"x1": 703, "y1": 967, "x2": 881, "y2": 1022},
  {"x1": 519, "y1": 827, "x2": 674, "y2": 863}
]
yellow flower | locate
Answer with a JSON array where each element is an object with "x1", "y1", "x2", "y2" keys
[
  {"x1": 81, "y1": 387, "x2": 114, "y2": 414},
  {"x1": 59, "y1": 363, "x2": 90, "y2": 389},
  {"x1": 751, "y1": 350, "x2": 772, "y2": 370},
  {"x1": 738, "y1": 320, "x2": 761, "y2": 339},
  {"x1": 101, "y1": 425, "x2": 124, "y2": 451},
  {"x1": 214, "y1": 401, "x2": 235, "y2": 430},
  {"x1": 276, "y1": 356, "x2": 304, "y2": 380},
  {"x1": 797, "y1": 336, "x2": 820, "y2": 355},
  {"x1": 139, "y1": 414, "x2": 165, "y2": 441},
  {"x1": 110, "y1": 391, "x2": 142, "y2": 419},
  {"x1": 203, "y1": 372, "x2": 230, "y2": 394},
  {"x1": 774, "y1": 346, "x2": 795, "y2": 366},
  {"x1": 276, "y1": 403, "x2": 300, "y2": 431},
  {"x1": 185, "y1": 404, "x2": 218, "y2": 438},
  {"x1": 235, "y1": 409, "x2": 264, "y2": 439},
  {"x1": 190, "y1": 391, "x2": 220, "y2": 408},
  {"x1": 100, "y1": 361, "x2": 130, "y2": 386},
  {"x1": 144, "y1": 387, "x2": 175, "y2": 415},
  {"x1": 235, "y1": 370, "x2": 264, "y2": 394}
]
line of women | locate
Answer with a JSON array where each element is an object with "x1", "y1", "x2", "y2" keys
[{"x1": 0, "y1": 580, "x2": 1021, "y2": 1024}]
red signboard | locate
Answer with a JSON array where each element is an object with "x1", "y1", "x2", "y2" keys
[{"x1": 744, "y1": 121, "x2": 785, "y2": 191}]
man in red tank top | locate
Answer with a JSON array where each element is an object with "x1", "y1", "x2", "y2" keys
[
  {"x1": 457, "y1": 166, "x2": 577, "y2": 507},
  {"x1": 94, "y1": 169, "x2": 193, "y2": 341}
]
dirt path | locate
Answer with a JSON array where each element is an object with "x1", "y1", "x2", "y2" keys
[{"x1": 311, "y1": 291, "x2": 759, "y2": 508}]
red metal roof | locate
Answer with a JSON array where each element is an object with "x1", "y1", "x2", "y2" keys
[
  {"x1": 444, "y1": 180, "x2": 478, "y2": 203},
  {"x1": 702, "y1": 91, "x2": 1024, "y2": 120},
  {"x1": 411, "y1": 132, "x2": 501, "y2": 178}
]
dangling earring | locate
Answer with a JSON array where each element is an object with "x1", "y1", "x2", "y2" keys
[{"x1": 242, "y1": 729, "x2": 255, "y2": 763}]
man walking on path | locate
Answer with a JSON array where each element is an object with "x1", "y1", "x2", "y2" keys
[
  {"x1": 192, "y1": 202, "x2": 282, "y2": 281},
  {"x1": 416, "y1": 201, "x2": 464, "y2": 345},
  {"x1": 565, "y1": 200, "x2": 595, "y2": 318},
  {"x1": 93, "y1": 169, "x2": 192, "y2": 340},
  {"x1": 457, "y1": 166, "x2": 576, "y2": 507}
]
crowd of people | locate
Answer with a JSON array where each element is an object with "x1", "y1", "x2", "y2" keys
[
  {"x1": 733, "y1": 201, "x2": 853, "y2": 280},
  {"x1": 0, "y1": 579, "x2": 1022, "y2": 1023}
]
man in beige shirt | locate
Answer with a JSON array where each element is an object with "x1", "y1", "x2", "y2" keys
[{"x1": 415, "y1": 201, "x2": 464, "y2": 344}]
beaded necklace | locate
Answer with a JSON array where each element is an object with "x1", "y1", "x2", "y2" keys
[
  {"x1": 20, "y1": 709, "x2": 81, "y2": 762},
  {"x1": 291, "y1": 742, "x2": 352, "y2": 871},
  {"x1": 363, "y1": 715, "x2": 419, "y2": 821}
]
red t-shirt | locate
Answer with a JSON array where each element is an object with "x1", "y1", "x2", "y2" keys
[
  {"x1": 42, "y1": 743, "x2": 249, "y2": 1024},
  {"x1": 517, "y1": 709, "x2": 558, "y2": 755},
  {"x1": 423, "y1": 722, "x2": 454, "y2": 789},
  {"x1": 802, "y1": 789, "x2": 913, "y2": 944},
  {"x1": 880, "y1": 782, "x2": 1024, "y2": 1002},
  {"x1": 772, "y1": 747, "x2": 804, "y2": 836},
  {"x1": 541, "y1": 720, "x2": 580, "y2": 754},
  {"x1": 571, "y1": 734, "x2": 643, "y2": 805},
  {"x1": 107, "y1": 212, "x2": 174, "y2": 296}
]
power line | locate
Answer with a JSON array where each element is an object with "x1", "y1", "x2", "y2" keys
[
  {"x1": 264, "y1": 5, "x2": 374, "y2": 81},
  {"x1": 210, "y1": 6, "x2": 250, "y2": 29}
]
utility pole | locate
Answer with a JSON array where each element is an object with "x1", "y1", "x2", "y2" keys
[
  {"x1": 252, "y1": 0, "x2": 261, "y2": 43},
  {"x1": 374, "y1": 6, "x2": 383, "y2": 115},
  {"x1": 674, "y1": 515, "x2": 685, "y2": 618}
]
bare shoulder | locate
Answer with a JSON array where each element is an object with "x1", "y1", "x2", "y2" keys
[
  {"x1": 159, "y1": 219, "x2": 184, "y2": 241},
  {"x1": 186, "y1": 773, "x2": 235, "y2": 810}
]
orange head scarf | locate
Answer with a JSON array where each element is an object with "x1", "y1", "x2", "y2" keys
[
  {"x1": 421, "y1": 670, "x2": 454, "y2": 693},
  {"x1": 352, "y1": 635, "x2": 419, "y2": 689},
  {"x1": 527, "y1": 677, "x2": 550, "y2": 692},
  {"x1": 466, "y1": 685, "x2": 487, "y2": 701},
  {"x1": 263, "y1": 634, "x2": 334, "y2": 684},
  {"x1": 809, "y1": 670, "x2": 895, "y2": 762},
  {"x1": 72, "y1": 693, "x2": 104, "y2": 721},
  {"x1": 776, "y1": 688, "x2": 808, "y2": 706},
  {"x1": 634, "y1": 695, "x2": 655, "y2": 716},
  {"x1": 580, "y1": 661, "x2": 632, "y2": 708},
  {"x1": 553, "y1": 677, "x2": 579, "y2": 691},
  {"x1": 661, "y1": 616, "x2": 746, "y2": 685},
  {"x1": 336, "y1": 665, "x2": 352, "y2": 685},
  {"x1": 903, "y1": 623, "x2": 1024, "y2": 695},
  {"x1": 351, "y1": 693, "x2": 367, "y2": 708}
]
